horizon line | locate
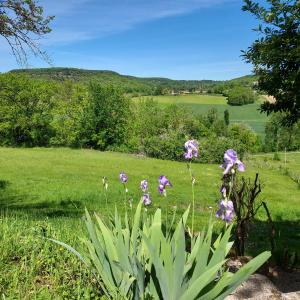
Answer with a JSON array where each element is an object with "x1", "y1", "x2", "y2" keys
[{"x1": 5, "y1": 66, "x2": 255, "y2": 82}]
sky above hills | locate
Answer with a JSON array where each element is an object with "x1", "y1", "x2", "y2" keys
[{"x1": 0, "y1": 0, "x2": 260, "y2": 80}]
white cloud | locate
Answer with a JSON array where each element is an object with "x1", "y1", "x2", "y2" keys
[{"x1": 40, "y1": 0, "x2": 237, "y2": 45}]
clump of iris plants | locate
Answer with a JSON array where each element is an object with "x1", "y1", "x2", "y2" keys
[
  {"x1": 51, "y1": 142, "x2": 272, "y2": 299},
  {"x1": 52, "y1": 184, "x2": 270, "y2": 300}
]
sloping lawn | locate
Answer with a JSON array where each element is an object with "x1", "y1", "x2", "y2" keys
[{"x1": 0, "y1": 147, "x2": 299, "y2": 298}]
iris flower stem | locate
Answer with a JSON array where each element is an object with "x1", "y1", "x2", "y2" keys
[
  {"x1": 130, "y1": 202, "x2": 133, "y2": 228},
  {"x1": 123, "y1": 184, "x2": 127, "y2": 213},
  {"x1": 104, "y1": 188, "x2": 108, "y2": 217},
  {"x1": 188, "y1": 160, "x2": 195, "y2": 237},
  {"x1": 165, "y1": 202, "x2": 169, "y2": 234},
  {"x1": 228, "y1": 172, "x2": 235, "y2": 200}
]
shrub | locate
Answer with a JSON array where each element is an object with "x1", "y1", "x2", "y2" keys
[
  {"x1": 199, "y1": 137, "x2": 232, "y2": 163},
  {"x1": 198, "y1": 125, "x2": 261, "y2": 164},
  {"x1": 228, "y1": 123, "x2": 262, "y2": 154},
  {"x1": 143, "y1": 130, "x2": 186, "y2": 160},
  {"x1": 227, "y1": 87, "x2": 256, "y2": 106}
]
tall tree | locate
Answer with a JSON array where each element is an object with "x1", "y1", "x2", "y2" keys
[
  {"x1": 0, "y1": 73, "x2": 55, "y2": 146},
  {"x1": 87, "y1": 83, "x2": 131, "y2": 150},
  {"x1": 224, "y1": 109, "x2": 230, "y2": 126},
  {"x1": 0, "y1": 0, "x2": 54, "y2": 64},
  {"x1": 242, "y1": 0, "x2": 300, "y2": 125}
]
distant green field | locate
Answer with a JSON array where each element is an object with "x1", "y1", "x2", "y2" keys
[
  {"x1": 144, "y1": 94, "x2": 227, "y2": 105},
  {"x1": 135, "y1": 94, "x2": 269, "y2": 137},
  {"x1": 1, "y1": 148, "x2": 299, "y2": 297}
]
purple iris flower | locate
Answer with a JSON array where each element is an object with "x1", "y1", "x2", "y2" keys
[
  {"x1": 184, "y1": 140, "x2": 199, "y2": 159},
  {"x1": 140, "y1": 179, "x2": 148, "y2": 192},
  {"x1": 220, "y1": 149, "x2": 245, "y2": 175},
  {"x1": 142, "y1": 193, "x2": 151, "y2": 206},
  {"x1": 216, "y1": 199, "x2": 226, "y2": 214},
  {"x1": 158, "y1": 184, "x2": 165, "y2": 194},
  {"x1": 224, "y1": 210, "x2": 234, "y2": 223},
  {"x1": 119, "y1": 172, "x2": 128, "y2": 184},
  {"x1": 158, "y1": 175, "x2": 172, "y2": 195},
  {"x1": 216, "y1": 199, "x2": 234, "y2": 223},
  {"x1": 159, "y1": 175, "x2": 171, "y2": 187}
]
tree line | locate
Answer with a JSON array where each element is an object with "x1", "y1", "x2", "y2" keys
[
  {"x1": 0, "y1": 73, "x2": 265, "y2": 163},
  {"x1": 10, "y1": 68, "x2": 260, "y2": 106}
]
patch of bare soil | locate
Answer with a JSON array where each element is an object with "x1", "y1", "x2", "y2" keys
[{"x1": 225, "y1": 273, "x2": 283, "y2": 300}]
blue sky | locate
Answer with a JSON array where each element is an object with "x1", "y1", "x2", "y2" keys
[{"x1": 0, "y1": 0, "x2": 259, "y2": 80}]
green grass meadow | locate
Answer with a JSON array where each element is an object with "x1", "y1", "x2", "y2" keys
[
  {"x1": 135, "y1": 94, "x2": 269, "y2": 137},
  {"x1": 1, "y1": 147, "x2": 299, "y2": 298}
]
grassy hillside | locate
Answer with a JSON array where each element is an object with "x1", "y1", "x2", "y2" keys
[
  {"x1": 228, "y1": 74, "x2": 258, "y2": 86},
  {"x1": 9, "y1": 67, "x2": 221, "y2": 93},
  {"x1": 0, "y1": 147, "x2": 299, "y2": 297},
  {"x1": 9, "y1": 68, "x2": 257, "y2": 94},
  {"x1": 10, "y1": 68, "x2": 154, "y2": 93},
  {"x1": 137, "y1": 94, "x2": 268, "y2": 137}
]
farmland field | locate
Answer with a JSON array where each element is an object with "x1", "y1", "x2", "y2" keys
[
  {"x1": 135, "y1": 94, "x2": 269, "y2": 137},
  {"x1": 0, "y1": 147, "x2": 299, "y2": 298}
]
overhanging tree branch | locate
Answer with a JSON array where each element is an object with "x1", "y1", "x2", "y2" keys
[{"x1": 0, "y1": 0, "x2": 54, "y2": 65}]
